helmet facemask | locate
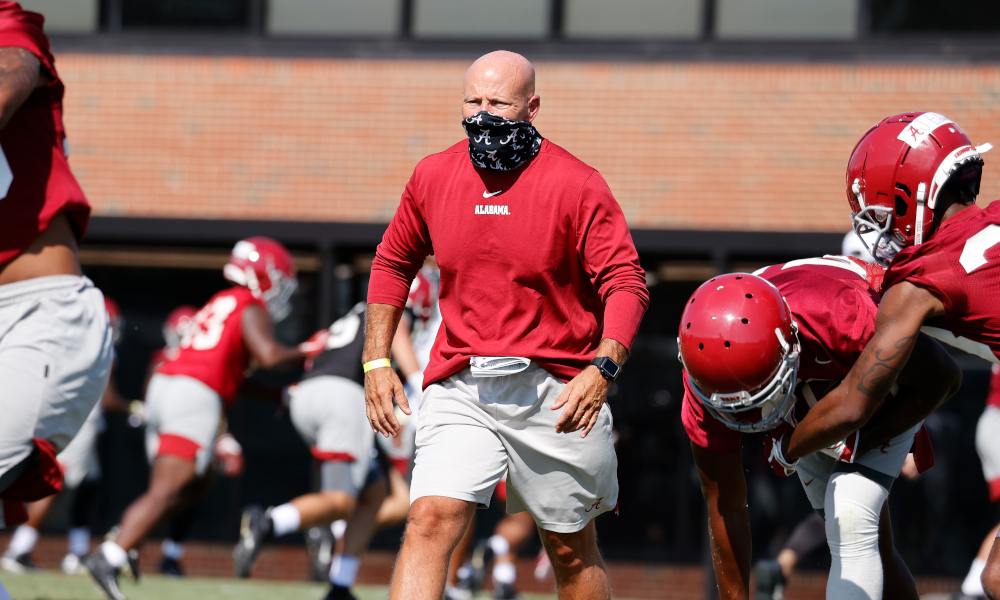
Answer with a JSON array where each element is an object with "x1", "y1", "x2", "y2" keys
[
  {"x1": 850, "y1": 180, "x2": 902, "y2": 267},
  {"x1": 262, "y1": 265, "x2": 297, "y2": 322},
  {"x1": 687, "y1": 325, "x2": 801, "y2": 433}
]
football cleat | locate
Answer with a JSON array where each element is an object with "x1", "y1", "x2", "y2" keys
[
  {"x1": 233, "y1": 505, "x2": 272, "y2": 578},
  {"x1": 493, "y1": 582, "x2": 521, "y2": 600},
  {"x1": 123, "y1": 549, "x2": 141, "y2": 582},
  {"x1": 159, "y1": 556, "x2": 184, "y2": 577},
  {"x1": 82, "y1": 551, "x2": 126, "y2": 600},
  {"x1": 0, "y1": 552, "x2": 37, "y2": 573},
  {"x1": 61, "y1": 553, "x2": 87, "y2": 575},
  {"x1": 323, "y1": 584, "x2": 359, "y2": 600},
  {"x1": 753, "y1": 559, "x2": 786, "y2": 600},
  {"x1": 305, "y1": 525, "x2": 334, "y2": 581},
  {"x1": 470, "y1": 539, "x2": 495, "y2": 592}
]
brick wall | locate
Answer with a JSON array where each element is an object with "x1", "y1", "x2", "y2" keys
[{"x1": 56, "y1": 54, "x2": 1000, "y2": 232}]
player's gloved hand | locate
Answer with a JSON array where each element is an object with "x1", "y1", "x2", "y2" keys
[
  {"x1": 764, "y1": 423, "x2": 797, "y2": 477},
  {"x1": 298, "y1": 329, "x2": 331, "y2": 359},
  {"x1": 819, "y1": 431, "x2": 859, "y2": 463},
  {"x1": 213, "y1": 433, "x2": 245, "y2": 477}
]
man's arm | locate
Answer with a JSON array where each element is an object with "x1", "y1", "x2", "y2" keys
[
  {"x1": 363, "y1": 302, "x2": 409, "y2": 438},
  {"x1": 784, "y1": 281, "x2": 945, "y2": 461},
  {"x1": 856, "y1": 334, "x2": 961, "y2": 453},
  {"x1": 241, "y1": 304, "x2": 307, "y2": 370},
  {"x1": 551, "y1": 337, "x2": 628, "y2": 437},
  {"x1": 692, "y1": 444, "x2": 752, "y2": 600},
  {"x1": 0, "y1": 47, "x2": 47, "y2": 130}
]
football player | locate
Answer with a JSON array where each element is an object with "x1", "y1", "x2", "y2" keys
[
  {"x1": 84, "y1": 237, "x2": 326, "y2": 600},
  {"x1": 751, "y1": 231, "x2": 882, "y2": 599},
  {"x1": 0, "y1": 2, "x2": 113, "y2": 531},
  {"x1": 957, "y1": 365, "x2": 1000, "y2": 600},
  {"x1": 2, "y1": 298, "x2": 127, "y2": 574},
  {"x1": 147, "y1": 304, "x2": 216, "y2": 578},
  {"x1": 680, "y1": 262, "x2": 959, "y2": 599},
  {"x1": 776, "y1": 112, "x2": 999, "y2": 596},
  {"x1": 233, "y1": 300, "x2": 417, "y2": 600}
]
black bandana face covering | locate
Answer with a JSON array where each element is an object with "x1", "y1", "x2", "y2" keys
[{"x1": 462, "y1": 111, "x2": 543, "y2": 171}]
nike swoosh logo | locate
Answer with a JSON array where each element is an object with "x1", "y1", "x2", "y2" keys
[
  {"x1": 804, "y1": 478, "x2": 815, "y2": 486},
  {"x1": 483, "y1": 190, "x2": 503, "y2": 198},
  {"x1": 814, "y1": 357, "x2": 832, "y2": 365}
]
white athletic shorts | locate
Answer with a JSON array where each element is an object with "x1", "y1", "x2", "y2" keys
[
  {"x1": 290, "y1": 375, "x2": 380, "y2": 497},
  {"x1": 411, "y1": 363, "x2": 619, "y2": 534},
  {"x1": 58, "y1": 403, "x2": 103, "y2": 488},
  {"x1": 0, "y1": 275, "x2": 113, "y2": 483},
  {"x1": 796, "y1": 423, "x2": 919, "y2": 511},
  {"x1": 145, "y1": 373, "x2": 223, "y2": 476},
  {"x1": 977, "y1": 406, "x2": 1000, "y2": 491}
]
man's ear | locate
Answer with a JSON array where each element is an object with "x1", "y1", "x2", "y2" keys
[{"x1": 526, "y1": 94, "x2": 541, "y2": 123}]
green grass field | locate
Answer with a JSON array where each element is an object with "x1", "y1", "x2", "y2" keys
[{"x1": 0, "y1": 571, "x2": 574, "y2": 600}]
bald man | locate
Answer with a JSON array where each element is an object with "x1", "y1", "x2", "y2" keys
[{"x1": 363, "y1": 51, "x2": 648, "y2": 600}]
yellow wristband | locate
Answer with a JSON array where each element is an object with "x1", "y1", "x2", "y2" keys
[{"x1": 363, "y1": 358, "x2": 392, "y2": 373}]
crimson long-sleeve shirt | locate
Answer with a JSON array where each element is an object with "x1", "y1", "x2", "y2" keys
[{"x1": 368, "y1": 139, "x2": 649, "y2": 386}]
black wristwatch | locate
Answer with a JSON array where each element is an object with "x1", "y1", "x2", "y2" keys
[{"x1": 590, "y1": 356, "x2": 622, "y2": 382}]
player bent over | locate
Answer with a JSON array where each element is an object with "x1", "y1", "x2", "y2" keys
[
  {"x1": 233, "y1": 301, "x2": 419, "y2": 600},
  {"x1": 0, "y1": 2, "x2": 113, "y2": 529},
  {"x1": 679, "y1": 266, "x2": 959, "y2": 599},
  {"x1": 776, "y1": 112, "x2": 1000, "y2": 596},
  {"x1": 365, "y1": 51, "x2": 648, "y2": 600},
  {"x1": 84, "y1": 238, "x2": 323, "y2": 600}
]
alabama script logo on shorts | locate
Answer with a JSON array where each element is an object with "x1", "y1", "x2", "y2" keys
[{"x1": 584, "y1": 497, "x2": 605, "y2": 513}]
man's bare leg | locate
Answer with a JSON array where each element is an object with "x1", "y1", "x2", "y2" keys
[
  {"x1": 342, "y1": 481, "x2": 388, "y2": 557},
  {"x1": 489, "y1": 511, "x2": 536, "y2": 591},
  {"x1": 963, "y1": 522, "x2": 1000, "y2": 598},
  {"x1": 115, "y1": 456, "x2": 198, "y2": 551},
  {"x1": 324, "y1": 480, "x2": 390, "y2": 591},
  {"x1": 390, "y1": 496, "x2": 476, "y2": 600},
  {"x1": 539, "y1": 520, "x2": 610, "y2": 600},
  {"x1": 984, "y1": 533, "x2": 1000, "y2": 600},
  {"x1": 879, "y1": 503, "x2": 918, "y2": 600},
  {"x1": 446, "y1": 512, "x2": 476, "y2": 588},
  {"x1": 374, "y1": 469, "x2": 411, "y2": 531},
  {"x1": 289, "y1": 491, "x2": 357, "y2": 529}
]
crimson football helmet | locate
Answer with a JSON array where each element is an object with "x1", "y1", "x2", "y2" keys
[
  {"x1": 104, "y1": 296, "x2": 123, "y2": 346},
  {"x1": 678, "y1": 273, "x2": 800, "y2": 433},
  {"x1": 223, "y1": 237, "x2": 297, "y2": 320},
  {"x1": 847, "y1": 112, "x2": 991, "y2": 265},
  {"x1": 162, "y1": 305, "x2": 198, "y2": 349}
]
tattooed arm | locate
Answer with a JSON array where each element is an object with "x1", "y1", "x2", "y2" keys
[
  {"x1": 783, "y1": 281, "x2": 946, "y2": 462},
  {"x1": 0, "y1": 46, "x2": 48, "y2": 130}
]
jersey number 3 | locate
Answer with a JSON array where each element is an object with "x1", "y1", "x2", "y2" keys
[
  {"x1": 960, "y1": 225, "x2": 1000, "y2": 274},
  {"x1": 180, "y1": 296, "x2": 239, "y2": 351}
]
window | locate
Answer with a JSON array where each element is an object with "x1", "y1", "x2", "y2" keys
[{"x1": 117, "y1": 0, "x2": 253, "y2": 29}]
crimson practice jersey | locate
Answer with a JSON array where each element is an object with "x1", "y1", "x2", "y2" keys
[
  {"x1": 682, "y1": 257, "x2": 884, "y2": 453},
  {"x1": 0, "y1": 2, "x2": 89, "y2": 266},
  {"x1": 369, "y1": 139, "x2": 648, "y2": 387},
  {"x1": 884, "y1": 202, "x2": 1000, "y2": 364},
  {"x1": 157, "y1": 287, "x2": 264, "y2": 407}
]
